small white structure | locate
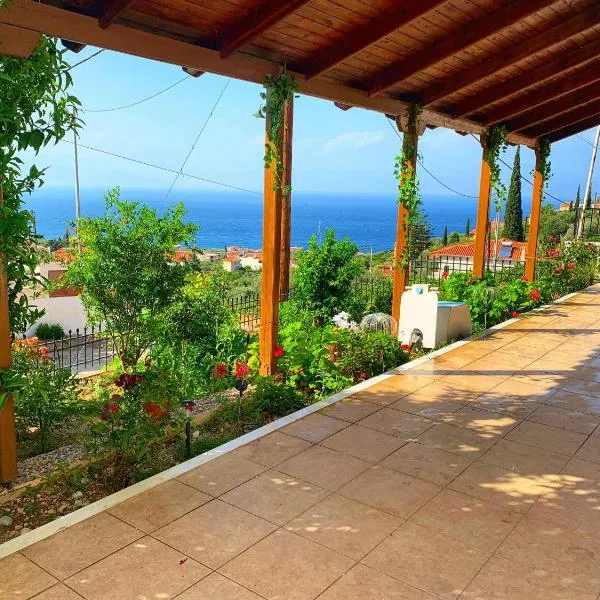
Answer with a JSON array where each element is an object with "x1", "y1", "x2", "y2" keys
[
  {"x1": 24, "y1": 295, "x2": 88, "y2": 337},
  {"x1": 223, "y1": 259, "x2": 242, "y2": 272},
  {"x1": 398, "y1": 284, "x2": 472, "y2": 349},
  {"x1": 240, "y1": 256, "x2": 262, "y2": 270}
]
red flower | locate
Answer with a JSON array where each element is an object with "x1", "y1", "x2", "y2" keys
[
  {"x1": 213, "y1": 362, "x2": 228, "y2": 379},
  {"x1": 554, "y1": 266, "x2": 564, "y2": 275},
  {"x1": 143, "y1": 402, "x2": 166, "y2": 420},
  {"x1": 521, "y1": 275, "x2": 528, "y2": 282},
  {"x1": 273, "y1": 345, "x2": 284, "y2": 358},
  {"x1": 568, "y1": 262, "x2": 576, "y2": 270},
  {"x1": 441, "y1": 271, "x2": 449, "y2": 280},
  {"x1": 547, "y1": 235, "x2": 557, "y2": 243},
  {"x1": 100, "y1": 401, "x2": 120, "y2": 421},
  {"x1": 529, "y1": 289, "x2": 540, "y2": 302},
  {"x1": 401, "y1": 344, "x2": 411, "y2": 352},
  {"x1": 115, "y1": 373, "x2": 142, "y2": 390},
  {"x1": 235, "y1": 362, "x2": 250, "y2": 378},
  {"x1": 512, "y1": 310, "x2": 520, "y2": 318}
]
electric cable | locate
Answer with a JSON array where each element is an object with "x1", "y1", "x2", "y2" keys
[{"x1": 68, "y1": 49, "x2": 106, "y2": 71}]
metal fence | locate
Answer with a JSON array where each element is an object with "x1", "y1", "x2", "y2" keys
[{"x1": 28, "y1": 324, "x2": 116, "y2": 373}]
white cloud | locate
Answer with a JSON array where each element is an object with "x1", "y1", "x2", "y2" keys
[{"x1": 322, "y1": 130, "x2": 385, "y2": 154}]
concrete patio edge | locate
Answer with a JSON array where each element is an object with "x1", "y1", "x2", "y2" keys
[{"x1": 0, "y1": 288, "x2": 581, "y2": 558}]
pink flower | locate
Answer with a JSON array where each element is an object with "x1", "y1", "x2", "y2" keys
[
  {"x1": 235, "y1": 362, "x2": 250, "y2": 378},
  {"x1": 529, "y1": 289, "x2": 540, "y2": 302},
  {"x1": 274, "y1": 345, "x2": 284, "y2": 358},
  {"x1": 512, "y1": 310, "x2": 520, "y2": 318},
  {"x1": 213, "y1": 362, "x2": 227, "y2": 379}
]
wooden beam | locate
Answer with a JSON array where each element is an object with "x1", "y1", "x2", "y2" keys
[
  {"x1": 300, "y1": 0, "x2": 446, "y2": 81},
  {"x1": 334, "y1": 102, "x2": 352, "y2": 111},
  {"x1": 366, "y1": 0, "x2": 549, "y2": 97},
  {"x1": 97, "y1": 0, "x2": 136, "y2": 29},
  {"x1": 279, "y1": 97, "x2": 294, "y2": 301},
  {"x1": 0, "y1": 21, "x2": 38, "y2": 57},
  {"x1": 0, "y1": 0, "x2": 537, "y2": 147},
  {"x1": 473, "y1": 133, "x2": 492, "y2": 279},
  {"x1": 391, "y1": 106, "x2": 421, "y2": 329},
  {"x1": 422, "y1": 4, "x2": 600, "y2": 107},
  {"x1": 0, "y1": 187, "x2": 17, "y2": 483},
  {"x1": 507, "y1": 84, "x2": 600, "y2": 132},
  {"x1": 220, "y1": 0, "x2": 310, "y2": 59},
  {"x1": 61, "y1": 38, "x2": 86, "y2": 53},
  {"x1": 548, "y1": 116, "x2": 600, "y2": 143},
  {"x1": 525, "y1": 146, "x2": 545, "y2": 281},
  {"x1": 182, "y1": 67, "x2": 204, "y2": 77},
  {"x1": 522, "y1": 101, "x2": 600, "y2": 138},
  {"x1": 453, "y1": 39, "x2": 600, "y2": 118},
  {"x1": 483, "y1": 61, "x2": 600, "y2": 126}
]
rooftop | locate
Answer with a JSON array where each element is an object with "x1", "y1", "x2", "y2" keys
[
  {"x1": 3, "y1": 285, "x2": 600, "y2": 599},
  {"x1": 430, "y1": 239, "x2": 527, "y2": 260}
]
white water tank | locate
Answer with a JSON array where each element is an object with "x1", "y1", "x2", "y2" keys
[{"x1": 398, "y1": 284, "x2": 472, "y2": 349}]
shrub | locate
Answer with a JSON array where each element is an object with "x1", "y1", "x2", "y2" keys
[
  {"x1": 35, "y1": 323, "x2": 65, "y2": 340},
  {"x1": 246, "y1": 377, "x2": 306, "y2": 425},
  {"x1": 1, "y1": 338, "x2": 78, "y2": 452}
]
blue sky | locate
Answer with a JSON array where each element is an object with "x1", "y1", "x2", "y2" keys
[{"x1": 30, "y1": 45, "x2": 599, "y2": 203}]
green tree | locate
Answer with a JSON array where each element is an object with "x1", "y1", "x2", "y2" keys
[
  {"x1": 291, "y1": 228, "x2": 363, "y2": 324},
  {"x1": 442, "y1": 226, "x2": 448, "y2": 246},
  {"x1": 574, "y1": 184, "x2": 581, "y2": 212},
  {"x1": 448, "y1": 231, "x2": 460, "y2": 244},
  {"x1": 586, "y1": 187, "x2": 593, "y2": 209},
  {"x1": 503, "y1": 147, "x2": 524, "y2": 241},
  {"x1": 539, "y1": 203, "x2": 576, "y2": 248},
  {"x1": 409, "y1": 215, "x2": 432, "y2": 260},
  {"x1": 465, "y1": 218, "x2": 471, "y2": 236},
  {"x1": 66, "y1": 188, "x2": 198, "y2": 369},
  {"x1": 0, "y1": 36, "x2": 80, "y2": 333}
]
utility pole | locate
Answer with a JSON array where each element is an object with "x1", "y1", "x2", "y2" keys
[
  {"x1": 577, "y1": 125, "x2": 600, "y2": 240},
  {"x1": 73, "y1": 128, "x2": 82, "y2": 253}
]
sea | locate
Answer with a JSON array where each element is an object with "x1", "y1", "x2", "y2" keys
[{"x1": 26, "y1": 188, "x2": 538, "y2": 253}]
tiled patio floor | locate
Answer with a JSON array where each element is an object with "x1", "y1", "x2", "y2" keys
[{"x1": 3, "y1": 287, "x2": 600, "y2": 599}]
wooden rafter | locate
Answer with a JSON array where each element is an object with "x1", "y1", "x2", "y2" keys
[
  {"x1": 220, "y1": 0, "x2": 310, "y2": 59},
  {"x1": 96, "y1": 0, "x2": 136, "y2": 29},
  {"x1": 421, "y1": 4, "x2": 600, "y2": 107},
  {"x1": 61, "y1": 38, "x2": 86, "y2": 53},
  {"x1": 484, "y1": 61, "x2": 600, "y2": 126},
  {"x1": 548, "y1": 116, "x2": 600, "y2": 143},
  {"x1": 507, "y1": 84, "x2": 600, "y2": 133},
  {"x1": 300, "y1": 0, "x2": 446, "y2": 81},
  {"x1": 523, "y1": 101, "x2": 600, "y2": 138},
  {"x1": 366, "y1": 0, "x2": 551, "y2": 97}
]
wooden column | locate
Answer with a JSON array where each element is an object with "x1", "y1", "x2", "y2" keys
[
  {"x1": 259, "y1": 109, "x2": 288, "y2": 376},
  {"x1": 473, "y1": 133, "x2": 492, "y2": 279},
  {"x1": 0, "y1": 187, "x2": 17, "y2": 483},
  {"x1": 525, "y1": 146, "x2": 545, "y2": 281},
  {"x1": 279, "y1": 96, "x2": 294, "y2": 300},
  {"x1": 391, "y1": 109, "x2": 420, "y2": 328}
]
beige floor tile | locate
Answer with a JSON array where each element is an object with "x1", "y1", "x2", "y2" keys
[
  {"x1": 558, "y1": 377, "x2": 600, "y2": 398},
  {"x1": 442, "y1": 373, "x2": 508, "y2": 394},
  {"x1": 154, "y1": 499, "x2": 276, "y2": 568},
  {"x1": 472, "y1": 390, "x2": 541, "y2": 419},
  {"x1": 405, "y1": 379, "x2": 480, "y2": 404},
  {"x1": 389, "y1": 396, "x2": 464, "y2": 420},
  {"x1": 416, "y1": 423, "x2": 498, "y2": 458},
  {"x1": 219, "y1": 529, "x2": 354, "y2": 600},
  {"x1": 575, "y1": 434, "x2": 600, "y2": 463},
  {"x1": 442, "y1": 406, "x2": 519, "y2": 436},
  {"x1": 320, "y1": 423, "x2": 406, "y2": 462},
  {"x1": 527, "y1": 403, "x2": 600, "y2": 434},
  {"x1": 449, "y1": 461, "x2": 553, "y2": 513},
  {"x1": 0, "y1": 553, "x2": 56, "y2": 599},
  {"x1": 278, "y1": 445, "x2": 371, "y2": 491},
  {"x1": 65, "y1": 536, "x2": 208, "y2": 600},
  {"x1": 221, "y1": 469, "x2": 328, "y2": 525},
  {"x1": 380, "y1": 441, "x2": 472, "y2": 486},
  {"x1": 318, "y1": 564, "x2": 436, "y2": 600},
  {"x1": 177, "y1": 453, "x2": 267, "y2": 496},
  {"x1": 496, "y1": 375, "x2": 558, "y2": 397},
  {"x1": 410, "y1": 488, "x2": 521, "y2": 551},
  {"x1": 231, "y1": 431, "x2": 312, "y2": 467},
  {"x1": 339, "y1": 464, "x2": 439, "y2": 519},
  {"x1": 546, "y1": 390, "x2": 600, "y2": 416},
  {"x1": 22, "y1": 513, "x2": 142, "y2": 580},
  {"x1": 176, "y1": 572, "x2": 263, "y2": 600},
  {"x1": 282, "y1": 412, "x2": 348, "y2": 442},
  {"x1": 354, "y1": 375, "x2": 436, "y2": 405},
  {"x1": 468, "y1": 350, "x2": 535, "y2": 372},
  {"x1": 461, "y1": 555, "x2": 599, "y2": 600},
  {"x1": 357, "y1": 407, "x2": 434, "y2": 440},
  {"x1": 286, "y1": 493, "x2": 400, "y2": 559},
  {"x1": 479, "y1": 439, "x2": 569, "y2": 474},
  {"x1": 362, "y1": 522, "x2": 490, "y2": 600},
  {"x1": 506, "y1": 420, "x2": 587, "y2": 455},
  {"x1": 108, "y1": 480, "x2": 211, "y2": 532},
  {"x1": 32, "y1": 584, "x2": 85, "y2": 599},
  {"x1": 319, "y1": 396, "x2": 381, "y2": 422}
]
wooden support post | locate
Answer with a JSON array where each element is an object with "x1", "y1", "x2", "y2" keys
[
  {"x1": 391, "y1": 108, "x2": 421, "y2": 329},
  {"x1": 259, "y1": 109, "x2": 287, "y2": 376},
  {"x1": 279, "y1": 96, "x2": 294, "y2": 301},
  {"x1": 0, "y1": 187, "x2": 17, "y2": 483},
  {"x1": 473, "y1": 133, "x2": 492, "y2": 279},
  {"x1": 525, "y1": 146, "x2": 545, "y2": 281}
]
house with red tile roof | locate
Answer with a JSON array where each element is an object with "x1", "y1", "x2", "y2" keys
[{"x1": 429, "y1": 239, "x2": 527, "y2": 272}]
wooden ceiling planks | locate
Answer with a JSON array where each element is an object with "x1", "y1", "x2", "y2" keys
[
  {"x1": 523, "y1": 101, "x2": 600, "y2": 138},
  {"x1": 549, "y1": 116, "x2": 600, "y2": 143}
]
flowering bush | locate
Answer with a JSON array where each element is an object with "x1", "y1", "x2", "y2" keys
[
  {"x1": 332, "y1": 311, "x2": 358, "y2": 330},
  {"x1": 0, "y1": 338, "x2": 78, "y2": 453}
]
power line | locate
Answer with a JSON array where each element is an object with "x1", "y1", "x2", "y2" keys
[
  {"x1": 385, "y1": 116, "x2": 478, "y2": 199},
  {"x1": 62, "y1": 139, "x2": 260, "y2": 195},
  {"x1": 577, "y1": 133, "x2": 596, "y2": 148},
  {"x1": 85, "y1": 75, "x2": 191, "y2": 113},
  {"x1": 164, "y1": 78, "x2": 231, "y2": 200},
  {"x1": 68, "y1": 49, "x2": 106, "y2": 71}
]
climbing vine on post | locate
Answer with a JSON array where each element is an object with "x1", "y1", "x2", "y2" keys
[
  {"x1": 256, "y1": 71, "x2": 297, "y2": 194},
  {"x1": 393, "y1": 104, "x2": 423, "y2": 268},
  {"x1": 537, "y1": 136, "x2": 552, "y2": 195},
  {"x1": 485, "y1": 125, "x2": 508, "y2": 214}
]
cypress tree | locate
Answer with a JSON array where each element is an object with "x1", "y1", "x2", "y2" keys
[
  {"x1": 503, "y1": 147, "x2": 524, "y2": 241},
  {"x1": 465, "y1": 218, "x2": 471, "y2": 236},
  {"x1": 586, "y1": 186, "x2": 593, "y2": 209},
  {"x1": 442, "y1": 225, "x2": 448, "y2": 246},
  {"x1": 574, "y1": 184, "x2": 581, "y2": 211}
]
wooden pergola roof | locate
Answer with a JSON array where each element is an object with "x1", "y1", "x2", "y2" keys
[{"x1": 1, "y1": 0, "x2": 599, "y2": 147}]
